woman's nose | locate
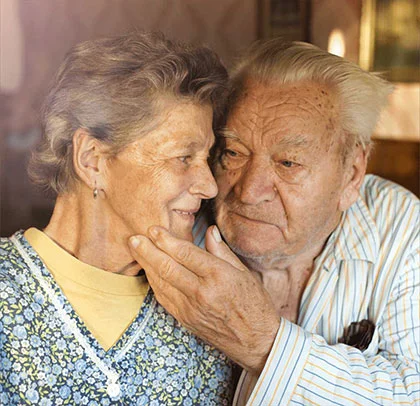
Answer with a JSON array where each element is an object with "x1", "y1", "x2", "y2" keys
[{"x1": 189, "y1": 162, "x2": 218, "y2": 199}]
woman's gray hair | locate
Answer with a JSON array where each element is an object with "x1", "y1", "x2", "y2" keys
[
  {"x1": 29, "y1": 31, "x2": 228, "y2": 197},
  {"x1": 228, "y1": 38, "x2": 393, "y2": 155}
]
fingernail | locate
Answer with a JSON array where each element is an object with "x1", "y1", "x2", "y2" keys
[
  {"x1": 130, "y1": 236, "x2": 140, "y2": 248},
  {"x1": 212, "y1": 226, "x2": 222, "y2": 243},
  {"x1": 149, "y1": 227, "x2": 160, "y2": 240}
]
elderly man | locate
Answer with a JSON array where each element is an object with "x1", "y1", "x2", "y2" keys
[{"x1": 129, "y1": 39, "x2": 419, "y2": 405}]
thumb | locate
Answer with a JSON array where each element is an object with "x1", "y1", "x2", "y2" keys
[{"x1": 205, "y1": 226, "x2": 247, "y2": 271}]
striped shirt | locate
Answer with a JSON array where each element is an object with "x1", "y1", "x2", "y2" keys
[{"x1": 194, "y1": 175, "x2": 420, "y2": 405}]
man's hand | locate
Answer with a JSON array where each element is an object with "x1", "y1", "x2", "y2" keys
[{"x1": 129, "y1": 225, "x2": 280, "y2": 375}]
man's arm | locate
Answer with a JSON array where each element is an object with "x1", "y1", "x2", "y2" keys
[{"x1": 129, "y1": 225, "x2": 420, "y2": 405}]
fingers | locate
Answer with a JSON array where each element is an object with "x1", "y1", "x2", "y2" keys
[
  {"x1": 129, "y1": 235, "x2": 199, "y2": 296},
  {"x1": 145, "y1": 226, "x2": 228, "y2": 278},
  {"x1": 205, "y1": 226, "x2": 248, "y2": 271},
  {"x1": 145, "y1": 269, "x2": 190, "y2": 323}
]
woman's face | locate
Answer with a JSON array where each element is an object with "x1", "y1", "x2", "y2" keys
[{"x1": 102, "y1": 101, "x2": 217, "y2": 242}]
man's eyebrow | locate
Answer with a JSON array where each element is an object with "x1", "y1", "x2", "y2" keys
[
  {"x1": 219, "y1": 128, "x2": 241, "y2": 141},
  {"x1": 272, "y1": 133, "x2": 311, "y2": 148},
  {"x1": 219, "y1": 128, "x2": 311, "y2": 150},
  {"x1": 221, "y1": 129, "x2": 310, "y2": 146}
]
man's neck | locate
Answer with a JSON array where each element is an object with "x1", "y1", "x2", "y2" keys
[{"x1": 238, "y1": 242, "x2": 326, "y2": 322}]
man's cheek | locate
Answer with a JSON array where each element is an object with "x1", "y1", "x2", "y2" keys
[{"x1": 216, "y1": 168, "x2": 240, "y2": 192}]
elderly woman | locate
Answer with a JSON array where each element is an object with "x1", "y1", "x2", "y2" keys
[{"x1": 0, "y1": 32, "x2": 234, "y2": 405}]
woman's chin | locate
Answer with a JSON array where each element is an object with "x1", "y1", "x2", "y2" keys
[
  {"x1": 178, "y1": 230, "x2": 194, "y2": 242},
  {"x1": 170, "y1": 226, "x2": 193, "y2": 242}
]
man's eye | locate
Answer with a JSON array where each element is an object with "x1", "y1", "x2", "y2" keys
[
  {"x1": 222, "y1": 149, "x2": 238, "y2": 158},
  {"x1": 219, "y1": 149, "x2": 248, "y2": 170}
]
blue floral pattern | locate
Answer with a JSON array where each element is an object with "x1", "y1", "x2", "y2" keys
[{"x1": 0, "y1": 232, "x2": 235, "y2": 405}]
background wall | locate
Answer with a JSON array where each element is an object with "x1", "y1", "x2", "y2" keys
[
  {"x1": 0, "y1": 0, "x2": 257, "y2": 236},
  {"x1": 310, "y1": 0, "x2": 419, "y2": 196},
  {"x1": 1, "y1": 0, "x2": 418, "y2": 236}
]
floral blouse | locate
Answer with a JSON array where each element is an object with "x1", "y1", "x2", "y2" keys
[{"x1": 0, "y1": 232, "x2": 235, "y2": 405}]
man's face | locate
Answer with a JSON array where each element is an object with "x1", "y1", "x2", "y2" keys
[{"x1": 214, "y1": 81, "x2": 351, "y2": 263}]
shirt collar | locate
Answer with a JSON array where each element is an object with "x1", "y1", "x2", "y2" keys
[{"x1": 320, "y1": 195, "x2": 380, "y2": 267}]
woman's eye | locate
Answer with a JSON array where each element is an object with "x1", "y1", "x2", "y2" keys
[
  {"x1": 178, "y1": 156, "x2": 192, "y2": 164},
  {"x1": 280, "y1": 160, "x2": 294, "y2": 168}
]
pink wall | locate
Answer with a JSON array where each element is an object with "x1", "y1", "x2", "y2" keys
[{"x1": 0, "y1": 0, "x2": 257, "y2": 235}]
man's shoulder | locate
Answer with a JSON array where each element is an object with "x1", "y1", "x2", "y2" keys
[
  {"x1": 357, "y1": 174, "x2": 419, "y2": 243},
  {"x1": 361, "y1": 174, "x2": 418, "y2": 201},
  {"x1": 360, "y1": 174, "x2": 419, "y2": 213}
]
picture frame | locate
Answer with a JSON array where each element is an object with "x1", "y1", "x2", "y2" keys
[{"x1": 359, "y1": 0, "x2": 420, "y2": 82}]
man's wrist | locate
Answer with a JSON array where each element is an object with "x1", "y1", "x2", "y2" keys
[{"x1": 244, "y1": 317, "x2": 282, "y2": 376}]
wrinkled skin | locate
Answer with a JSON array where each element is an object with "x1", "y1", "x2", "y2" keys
[
  {"x1": 130, "y1": 225, "x2": 279, "y2": 374},
  {"x1": 45, "y1": 100, "x2": 217, "y2": 274},
  {"x1": 103, "y1": 101, "x2": 217, "y2": 243},
  {"x1": 129, "y1": 81, "x2": 367, "y2": 374},
  {"x1": 215, "y1": 82, "x2": 351, "y2": 267}
]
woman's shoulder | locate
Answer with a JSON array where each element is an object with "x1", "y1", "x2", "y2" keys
[
  {"x1": 0, "y1": 234, "x2": 20, "y2": 268},
  {"x1": 0, "y1": 232, "x2": 30, "y2": 291}
]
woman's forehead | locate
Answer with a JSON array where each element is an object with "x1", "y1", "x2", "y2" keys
[{"x1": 126, "y1": 103, "x2": 215, "y2": 153}]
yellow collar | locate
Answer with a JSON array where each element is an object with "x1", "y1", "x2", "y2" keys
[{"x1": 24, "y1": 228, "x2": 146, "y2": 295}]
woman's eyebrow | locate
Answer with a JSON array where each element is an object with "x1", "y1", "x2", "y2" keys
[{"x1": 166, "y1": 137, "x2": 216, "y2": 152}]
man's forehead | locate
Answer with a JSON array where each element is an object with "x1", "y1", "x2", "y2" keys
[
  {"x1": 225, "y1": 81, "x2": 340, "y2": 150},
  {"x1": 221, "y1": 127, "x2": 312, "y2": 149},
  {"x1": 233, "y1": 80, "x2": 337, "y2": 110}
]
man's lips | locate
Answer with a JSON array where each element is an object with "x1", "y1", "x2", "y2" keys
[{"x1": 231, "y1": 211, "x2": 279, "y2": 227}]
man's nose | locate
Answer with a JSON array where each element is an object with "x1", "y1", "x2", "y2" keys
[
  {"x1": 189, "y1": 162, "x2": 218, "y2": 199},
  {"x1": 234, "y1": 156, "x2": 277, "y2": 205}
]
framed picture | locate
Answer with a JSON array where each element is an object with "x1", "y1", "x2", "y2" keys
[
  {"x1": 258, "y1": 0, "x2": 310, "y2": 41},
  {"x1": 359, "y1": 0, "x2": 420, "y2": 82}
]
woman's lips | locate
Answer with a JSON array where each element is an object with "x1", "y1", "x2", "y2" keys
[{"x1": 173, "y1": 209, "x2": 199, "y2": 220}]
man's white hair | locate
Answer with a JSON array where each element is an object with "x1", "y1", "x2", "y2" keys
[{"x1": 229, "y1": 39, "x2": 394, "y2": 152}]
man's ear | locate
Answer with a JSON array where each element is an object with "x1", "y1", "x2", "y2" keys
[
  {"x1": 338, "y1": 144, "x2": 369, "y2": 211},
  {"x1": 72, "y1": 129, "x2": 107, "y2": 190}
]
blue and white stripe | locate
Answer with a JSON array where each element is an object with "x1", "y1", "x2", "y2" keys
[{"x1": 195, "y1": 175, "x2": 420, "y2": 405}]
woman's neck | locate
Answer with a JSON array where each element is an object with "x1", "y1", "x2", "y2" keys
[{"x1": 44, "y1": 193, "x2": 140, "y2": 275}]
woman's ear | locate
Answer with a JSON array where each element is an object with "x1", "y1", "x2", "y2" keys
[
  {"x1": 72, "y1": 129, "x2": 107, "y2": 190},
  {"x1": 338, "y1": 144, "x2": 369, "y2": 211}
]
